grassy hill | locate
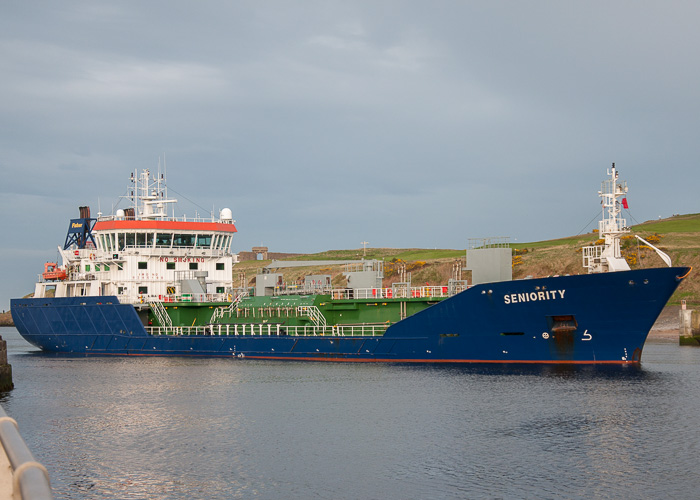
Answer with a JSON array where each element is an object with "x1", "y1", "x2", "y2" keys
[{"x1": 236, "y1": 213, "x2": 700, "y2": 307}]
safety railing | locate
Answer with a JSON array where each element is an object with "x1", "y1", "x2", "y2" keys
[
  {"x1": 0, "y1": 406, "x2": 53, "y2": 500},
  {"x1": 126, "y1": 292, "x2": 231, "y2": 305},
  {"x1": 146, "y1": 324, "x2": 388, "y2": 337},
  {"x1": 330, "y1": 285, "x2": 464, "y2": 300},
  {"x1": 149, "y1": 300, "x2": 172, "y2": 327},
  {"x1": 210, "y1": 291, "x2": 249, "y2": 322},
  {"x1": 297, "y1": 306, "x2": 327, "y2": 327}
]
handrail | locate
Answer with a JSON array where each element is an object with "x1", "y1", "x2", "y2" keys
[
  {"x1": 297, "y1": 306, "x2": 327, "y2": 327},
  {"x1": 149, "y1": 300, "x2": 172, "y2": 327},
  {"x1": 146, "y1": 324, "x2": 387, "y2": 337},
  {"x1": 0, "y1": 406, "x2": 53, "y2": 500},
  {"x1": 210, "y1": 291, "x2": 249, "y2": 322},
  {"x1": 329, "y1": 285, "x2": 465, "y2": 300}
]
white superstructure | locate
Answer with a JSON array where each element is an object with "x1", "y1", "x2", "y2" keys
[{"x1": 35, "y1": 168, "x2": 238, "y2": 304}]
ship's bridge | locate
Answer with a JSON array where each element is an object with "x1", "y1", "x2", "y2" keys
[{"x1": 92, "y1": 219, "x2": 237, "y2": 255}]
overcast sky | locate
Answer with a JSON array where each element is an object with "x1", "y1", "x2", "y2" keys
[{"x1": 2, "y1": 1, "x2": 699, "y2": 309}]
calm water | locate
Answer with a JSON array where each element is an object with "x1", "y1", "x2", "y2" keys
[{"x1": 2, "y1": 326, "x2": 700, "y2": 500}]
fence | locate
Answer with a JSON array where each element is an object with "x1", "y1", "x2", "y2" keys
[{"x1": 146, "y1": 324, "x2": 388, "y2": 337}]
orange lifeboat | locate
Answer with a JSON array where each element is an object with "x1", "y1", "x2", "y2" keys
[{"x1": 43, "y1": 262, "x2": 67, "y2": 281}]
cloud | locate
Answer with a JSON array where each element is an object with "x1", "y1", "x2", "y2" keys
[{"x1": 1, "y1": 0, "x2": 700, "y2": 308}]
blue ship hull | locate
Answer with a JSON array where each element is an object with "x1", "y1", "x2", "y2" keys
[{"x1": 11, "y1": 267, "x2": 689, "y2": 364}]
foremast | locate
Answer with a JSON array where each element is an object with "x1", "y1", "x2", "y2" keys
[{"x1": 583, "y1": 163, "x2": 631, "y2": 273}]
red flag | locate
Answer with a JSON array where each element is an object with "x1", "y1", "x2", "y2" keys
[{"x1": 622, "y1": 198, "x2": 629, "y2": 209}]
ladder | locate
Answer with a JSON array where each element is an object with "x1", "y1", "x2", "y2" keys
[
  {"x1": 150, "y1": 300, "x2": 172, "y2": 327},
  {"x1": 297, "y1": 306, "x2": 327, "y2": 328},
  {"x1": 210, "y1": 290, "x2": 249, "y2": 322}
]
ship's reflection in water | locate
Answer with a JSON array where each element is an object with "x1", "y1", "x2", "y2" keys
[{"x1": 2, "y1": 330, "x2": 699, "y2": 500}]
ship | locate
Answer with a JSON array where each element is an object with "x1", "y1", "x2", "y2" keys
[{"x1": 11, "y1": 163, "x2": 691, "y2": 363}]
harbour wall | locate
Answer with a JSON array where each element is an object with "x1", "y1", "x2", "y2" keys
[
  {"x1": 680, "y1": 308, "x2": 700, "y2": 345},
  {"x1": 0, "y1": 335, "x2": 11, "y2": 391}
]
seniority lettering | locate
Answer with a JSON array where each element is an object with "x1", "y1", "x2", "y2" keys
[{"x1": 504, "y1": 289, "x2": 566, "y2": 305}]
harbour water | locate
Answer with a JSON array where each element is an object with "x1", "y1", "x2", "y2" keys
[{"x1": 2, "y1": 326, "x2": 700, "y2": 499}]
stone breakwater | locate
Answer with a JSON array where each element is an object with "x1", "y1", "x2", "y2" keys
[
  {"x1": 0, "y1": 312, "x2": 12, "y2": 327},
  {"x1": 0, "y1": 335, "x2": 12, "y2": 391}
]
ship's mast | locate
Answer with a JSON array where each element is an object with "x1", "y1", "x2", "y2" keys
[
  {"x1": 582, "y1": 163, "x2": 631, "y2": 273},
  {"x1": 129, "y1": 163, "x2": 177, "y2": 221},
  {"x1": 599, "y1": 163, "x2": 630, "y2": 259}
]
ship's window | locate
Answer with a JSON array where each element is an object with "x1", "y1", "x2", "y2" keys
[
  {"x1": 118, "y1": 233, "x2": 126, "y2": 250},
  {"x1": 117, "y1": 263, "x2": 123, "y2": 270},
  {"x1": 138, "y1": 286, "x2": 148, "y2": 295},
  {"x1": 136, "y1": 233, "x2": 146, "y2": 247},
  {"x1": 173, "y1": 233, "x2": 195, "y2": 247},
  {"x1": 104, "y1": 265, "x2": 110, "y2": 271},
  {"x1": 216, "y1": 263, "x2": 225, "y2": 271},
  {"x1": 216, "y1": 287, "x2": 225, "y2": 293},
  {"x1": 156, "y1": 233, "x2": 172, "y2": 247},
  {"x1": 118, "y1": 287, "x2": 124, "y2": 294},
  {"x1": 189, "y1": 262, "x2": 198, "y2": 270},
  {"x1": 146, "y1": 233, "x2": 153, "y2": 247},
  {"x1": 95, "y1": 265, "x2": 100, "y2": 271},
  {"x1": 85, "y1": 264, "x2": 91, "y2": 272},
  {"x1": 125, "y1": 233, "x2": 135, "y2": 248},
  {"x1": 138, "y1": 262, "x2": 147, "y2": 270},
  {"x1": 196, "y1": 234, "x2": 212, "y2": 248},
  {"x1": 166, "y1": 262, "x2": 175, "y2": 270}
]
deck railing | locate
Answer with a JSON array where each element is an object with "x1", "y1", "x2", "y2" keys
[
  {"x1": 330, "y1": 285, "x2": 465, "y2": 300},
  {"x1": 146, "y1": 324, "x2": 388, "y2": 337}
]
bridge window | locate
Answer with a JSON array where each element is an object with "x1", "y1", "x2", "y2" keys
[
  {"x1": 173, "y1": 234, "x2": 195, "y2": 247},
  {"x1": 125, "y1": 233, "x2": 135, "y2": 248},
  {"x1": 136, "y1": 233, "x2": 153, "y2": 247},
  {"x1": 221, "y1": 235, "x2": 231, "y2": 251},
  {"x1": 196, "y1": 234, "x2": 212, "y2": 248},
  {"x1": 105, "y1": 234, "x2": 112, "y2": 251},
  {"x1": 156, "y1": 233, "x2": 172, "y2": 247}
]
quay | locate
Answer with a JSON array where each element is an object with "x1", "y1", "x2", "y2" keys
[{"x1": 0, "y1": 405, "x2": 53, "y2": 499}]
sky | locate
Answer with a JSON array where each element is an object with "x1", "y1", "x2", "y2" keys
[{"x1": 1, "y1": 1, "x2": 699, "y2": 309}]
